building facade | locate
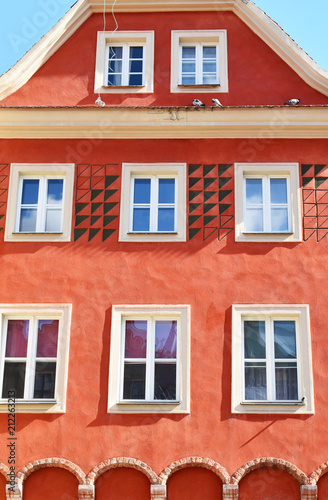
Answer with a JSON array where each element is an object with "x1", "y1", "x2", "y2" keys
[{"x1": 0, "y1": 0, "x2": 328, "y2": 498}]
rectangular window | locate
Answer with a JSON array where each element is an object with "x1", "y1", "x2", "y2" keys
[
  {"x1": 171, "y1": 30, "x2": 228, "y2": 93},
  {"x1": 18, "y1": 176, "x2": 64, "y2": 233},
  {"x1": 119, "y1": 164, "x2": 186, "y2": 242},
  {"x1": 244, "y1": 175, "x2": 290, "y2": 233},
  {"x1": 181, "y1": 43, "x2": 218, "y2": 85},
  {"x1": 131, "y1": 176, "x2": 176, "y2": 233},
  {"x1": 122, "y1": 317, "x2": 178, "y2": 402},
  {"x1": 107, "y1": 44, "x2": 144, "y2": 87},
  {"x1": 235, "y1": 163, "x2": 302, "y2": 242},
  {"x1": 0, "y1": 305, "x2": 71, "y2": 413},
  {"x1": 243, "y1": 317, "x2": 299, "y2": 402},
  {"x1": 95, "y1": 31, "x2": 154, "y2": 94},
  {"x1": 5, "y1": 164, "x2": 74, "y2": 242},
  {"x1": 232, "y1": 305, "x2": 314, "y2": 414},
  {"x1": 108, "y1": 305, "x2": 190, "y2": 413}
]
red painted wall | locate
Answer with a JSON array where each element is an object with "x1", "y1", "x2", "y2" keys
[
  {"x1": 239, "y1": 468, "x2": 300, "y2": 499},
  {"x1": 23, "y1": 468, "x2": 79, "y2": 500},
  {"x1": 167, "y1": 468, "x2": 223, "y2": 500},
  {"x1": 0, "y1": 136, "x2": 327, "y2": 498},
  {"x1": 1, "y1": 11, "x2": 327, "y2": 107},
  {"x1": 318, "y1": 473, "x2": 328, "y2": 499}
]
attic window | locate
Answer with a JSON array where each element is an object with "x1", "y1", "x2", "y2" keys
[
  {"x1": 94, "y1": 31, "x2": 154, "y2": 94},
  {"x1": 171, "y1": 30, "x2": 228, "y2": 93}
]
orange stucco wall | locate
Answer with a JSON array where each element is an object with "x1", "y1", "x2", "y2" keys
[
  {"x1": 1, "y1": 6, "x2": 328, "y2": 498},
  {"x1": 1, "y1": 11, "x2": 328, "y2": 107},
  {"x1": 0, "y1": 138, "x2": 327, "y2": 491}
]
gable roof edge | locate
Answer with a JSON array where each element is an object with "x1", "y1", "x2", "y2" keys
[
  {"x1": 234, "y1": 0, "x2": 328, "y2": 97},
  {"x1": 0, "y1": 0, "x2": 328, "y2": 102},
  {"x1": 0, "y1": 0, "x2": 92, "y2": 101}
]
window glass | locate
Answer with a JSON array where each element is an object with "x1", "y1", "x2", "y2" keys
[
  {"x1": 22, "y1": 179, "x2": 39, "y2": 204},
  {"x1": 155, "y1": 320, "x2": 177, "y2": 358},
  {"x1": 6, "y1": 320, "x2": 29, "y2": 357},
  {"x1": 47, "y1": 179, "x2": 63, "y2": 204},
  {"x1": 37, "y1": 320, "x2": 58, "y2": 358},
  {"x1": 125, "y1": 320, "x2": 147, "y2": 358}
]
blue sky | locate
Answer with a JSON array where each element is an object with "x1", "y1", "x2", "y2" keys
[{"x1": 0, "y1": 0, "x2": 327, "y2": 76}]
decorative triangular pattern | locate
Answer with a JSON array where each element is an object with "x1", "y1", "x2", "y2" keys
[
  {"x1": 0, "y1": 164, "x2": 9, "y2": 232},
  {"x1": 74, "y1": 164, "x2": 120, "y2": 242},
  {"x1": 187, "y1": 163, "x2": 234, "y2": 241},
  {"x1": 301, "y1": 164, "x2": 328, "y2": 242}
]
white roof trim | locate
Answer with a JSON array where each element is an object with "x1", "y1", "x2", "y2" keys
[{"x1": 0, "y1": 0, "x2": 328, "y2": 102}]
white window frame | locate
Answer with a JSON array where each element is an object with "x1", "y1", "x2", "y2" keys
[
  {"x1": 232, "y1": 305, "x2": 314, "y2": 414},
  {"x1": 105, "y1": 42, "x2": 145, "y2": 87},
  {"x1": 5, "y1": 164, "x2": 74, "y2": 242},
  {"x1": 119, "y1": 163, "x2": 186, "y2": 242},
  {"x1": 0, "y1": 304, "x2": 71, "y2": 413},
  {"x1": 171, "y1": 30, "x2": 228, "y2": 93},
  {"x1": 235, "y1": 163, "x2": 302, "y2": 242},
  {"x1": 94, "y1": 31, "x2": 154, "y2": 94},
  {"x1": 108, "y1": 305, "x2": 190, "y2": 414}
]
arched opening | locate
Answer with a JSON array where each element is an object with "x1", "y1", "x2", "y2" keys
[
  {"x1": 167, "y1": 467, "x2": 223, "y2": 500},
  {"x1": 318, "y1": 472, "x2": 328, "y2": 499},
  {"x1": 239, "y1": 467, "x2": 300, "y2": 499},
  {"x1": 0, "y1": 473, "x2": 7, "y2": 499},
  {"x1": 96, "y1": 467, "x2": 151, "y2": 500},
  {"x1": 23, "y1": 467, "x2": 79, "y2": 500}
]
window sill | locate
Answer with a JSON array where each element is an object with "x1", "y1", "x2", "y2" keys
[
  {"x1": 6, "y1": 232, "x2": 69, "y2": 242},
  {"x1": 241, "y1": 401, "x2": 305, "y2": 406},
  {"x1": 232, "y1": 401, "x2": 313, "y2": 415},
  {"x1": 102, "y1": 85, "x2": 145, "y2": 89},
  {"x1": 235, "y1": 232, "x2": 301, "y2": 243},
  {"x1": 0, "y1": 400, "x2": 64, "y2": 413},
  {"x1": 178, "y1": 84, "x2": 220, "y2": 88},
  {"x1": 13, "y1": 232, "x2": 63, "y2": 235},
  {"x1": 109, "y1": 401, "x2": 188, "y2": 414},
  {"x1": 127, "y1": 231, "x2": 178, "y2": 235}
]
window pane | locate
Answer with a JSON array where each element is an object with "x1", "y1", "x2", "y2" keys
[
  {"x1": 21, "y1": 179, "x2": 39, "y2": 204},
  {"x1": 34, "y1": 362, "x2": 56, "y2": 399},
  {"x1": 134, "y1": 178, "x2": 151, "y2": 203},
  {"x1": 123, "y1": 363, "x2": 146, "y2": 399},
  {"x1": 155, "y1": 321, "x2": 177, "y2": 358},
  {"x1": 181, "y1": 75, "x2": 196, "y2": 85},
  {"x1": 129, "y1": 74, "x2": 143, "y2": 86},
  {"x1": 271, "y1": 208, "x2": 288, "y2": 232},
  {"x1": 19, "y1": 208, "x2": 37, "y2": 232},
  {"x1": 5, "y1": 320, "x2": 29, "y2": 357},
  {"x1": 125, "y1": 320, "x2": 147, "y2": 358},
  {"x1": 158, "y1": 208, "x2": 175, "y2": 231},
  {"x1": 244, "y1": 320, "x2": 266, "y2": 359},
  {"x1": 182, "y1": 62, "x2": 196, "y2": 73},
  {"x1": 109, "y1": 47, "x2": 122, "y2": 59},
  {"x1": 203, "y1": 62, "x2": 216, "y2": 73},
  {"x1": 182, "y1": 46, "x2": 195, "y2": 58},
  {"x1": 275, "y1": 364, "x2": 298, "y2": 400},
  {"x1": 274, "y1": 321, "x2": 296, "y2": 359},
  {"x1": 158, "y1": 178, "x2": 175, "y2": 203},
  {"x1": 37, "y1": 320, "x2": 59, "y2": 357},
  {"x1": 2, "y1": 362, "x2": 26, "y2": 398},
  {"x1": 129, "y1": 60, "x2": 143, "y2": 73},
  {"x1": 203, "y1": 74, "x2": 218, "y2": 84},
  {"x1": 130, "y1": 46, "x2": 143, "y2": 59},
  {"x1": 108, "y1": 73, "x2": 122, "y2": 86},
  {"x1": 154, "y1": 363, "x2": 176, "y2": 400},
  {"x1": 47, "y1": 179, "x2": 63, "y2": 204},
  {"x1": 244, "y1": 208, "x2": 263, "y2": 231},
  {"x1": 45, "y1": 209, "x2": 62, "y2": 232},
  {"x1": 108, "y1": 59, "x2": 122, "y2": 73},
  {"x1": 133, "y1": 208, "x2": 150, "y2": 231},
  {"x1": 270, "y1": 178, "x2": 287, "y2": 204},
  {"x1": 245, "y1": 362, "x2": 267, "y2": 400},
  {"x1": 203, "y1": 46, "x2": 216, "y2": 57},
  {"x1": 246, "y1": 178, "x2": 263, "y2": 204}
]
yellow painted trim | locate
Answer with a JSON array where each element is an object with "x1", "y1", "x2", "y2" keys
[{"x1": 0, "y1": 107, "x2": 328, "y2": 138}]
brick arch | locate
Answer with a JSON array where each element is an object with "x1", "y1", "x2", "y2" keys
[
  {"x1": 86, "y1": 457, "x2": 158, "y2": 485},
  {"x1": 232, "y1": 457, "x2": 308, "y2": 485},
  {"x1": 309, "y1": 462, "x2": 328, "y2": 485},
  {"x1": 159, "y1": 457, "x2": 230, "y2": 485},
  {"x1": 16, "y1": 458, "x2": 85, "y2": 486},
  {"x1": 0, "y1": 463, "x2": 9, "y2": 481}
]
